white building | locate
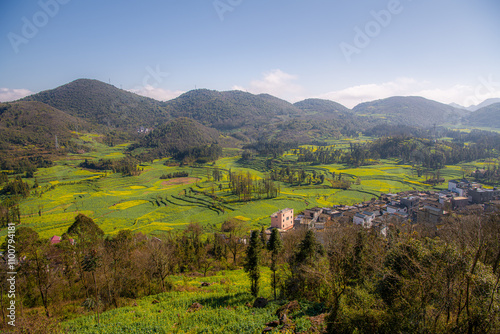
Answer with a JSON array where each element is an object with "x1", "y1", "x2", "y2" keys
[{"x1": 353, "y1": 211, "x2": 375, "y2": 228}]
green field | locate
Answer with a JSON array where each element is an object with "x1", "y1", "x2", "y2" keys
[
  {"x1": 61, "y1": 268, "x2": 323, "y2": 333},
  {"x1": 1, "y1": 134, "x2": 483, "y2": 239}
]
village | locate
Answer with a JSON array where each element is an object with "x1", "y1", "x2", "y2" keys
[{"x1": 269, "y1": 179, "x2": 500, "y2": 236}]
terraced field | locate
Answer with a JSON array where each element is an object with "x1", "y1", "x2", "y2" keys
[{"x1": 2, "y1": 134, "x2": 477, "y2": 239}]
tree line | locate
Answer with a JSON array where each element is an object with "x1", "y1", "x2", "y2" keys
[
  {"x1": 227, "y1": 171, "x2": 280, "y2": 201},
  {"x1": 79, "y1": 157, "x2": 141, "y2": 176},
  {"x1": 296, "y1": 136, "x2": 499, "y2": 169}
]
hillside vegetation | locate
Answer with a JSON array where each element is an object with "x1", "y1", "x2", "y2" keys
[
  {"x1": 465, "y1": 102, "x2": 500, "y2": 128},
  {"x1": 353, "y1": 96, "x2": 467, "y2": 127},
  {"x1": 0, "y1": 101, "x2": 91, "y2": 170},
  {"x1": 8, "y1": 211, "x2": 500, "y2": 334},
  {"x1": 129, "y1": 117, "x2": 221, "y2": 161},
  {"x1": 162, "y1": 89, "x2": 303, "y2": 130},
  {"x1": 294, "y1": 98, "x2": 351, "y2": 116},
  {"x1": 22, "y1": 79, "x2": 169, "y2": 130}
]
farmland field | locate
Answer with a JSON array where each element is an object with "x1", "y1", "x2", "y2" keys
[{"x1": 1, "y1": 134, "x2": 485, "y2": 239}]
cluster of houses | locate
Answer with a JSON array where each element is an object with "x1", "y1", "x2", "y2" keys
[
  {"x1": 269, "y1": 179, "x2": 500, "y2": 234},
  {"x1": 137, "y1": 126, "x2": 151, "y2": 134}
]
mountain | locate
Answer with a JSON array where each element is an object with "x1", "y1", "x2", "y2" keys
[
  {"x1": 161, "y1": 89, "x2": 303, "y2": 130},
  {"x1": 352, "y1": 96, "x2": 465, "y2": 127},
  {"x1": 293, "y1": 98, "x2": 351, "y2": 115},
  {"x1": 464, "y1": 102, "x2": 500, "y2": 128},
  {"x1": 21, "y1": 79, "x2": 169, "y2": 130},
  {"x1": 130, "y1": 117, "x2": 220, "y2": 159},
  {"x1": 0, "y1": 101, "x2": 89, "y2": 158},
  {"x1": 449, "y1": 102, "x2": 466, "y2": 109},
  {"x1": 466, "y1": 98, "x2": 500, "y2": 112}
]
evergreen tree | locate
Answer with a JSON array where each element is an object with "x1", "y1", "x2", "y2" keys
[
  {"x1": 267, "y1": 228, "x2": 283, "y2": 300},
  {"x1": 259, "y1": 226, "x2": 267, "y2": 248},
  {"x1": 286, "y1": 230, "x2": 325, "y2": 300},
  {"x1": 295, "y1": 230, "x2": 323, "y2": 265},
  {"x1": 244, "y1": 230, "x2": 261, "y2": 297}
]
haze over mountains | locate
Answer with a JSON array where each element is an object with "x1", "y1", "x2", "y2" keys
[
  {"x1": 464, "y1": 102, "x2": 500, "y2": 128},
  {"x1": 451, "y1": 98, "x2": 500, "y2": 112},
  {"x1": 3, "y1": 79, "x2": 498, "y2": 142}
]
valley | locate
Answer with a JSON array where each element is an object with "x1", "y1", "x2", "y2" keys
[
  {"x1": 4, "y1": 132, "x2": 477, "y2": 240},
  {"x1": 1, "y1": 79, "x2": 499, "y2": 334}
]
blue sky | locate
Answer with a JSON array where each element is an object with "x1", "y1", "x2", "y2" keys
[{"x1": 1, "y1": 0, "x2": 499, "y2": 107}]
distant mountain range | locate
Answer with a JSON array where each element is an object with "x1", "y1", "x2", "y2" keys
[
  {"x1": 451, "y1": 98, "x2": 500, "y2": 112},
  {"x1": 464, "y1": 102, "x2": 500, "y2": 128},
  {"x1": 7, "y1": 79, "x2": 500, "y2": 144}
]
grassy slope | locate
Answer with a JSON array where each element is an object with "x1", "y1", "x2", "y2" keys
[{"x1": 61, "y1": 268, "x2": 322, "y2": 334}]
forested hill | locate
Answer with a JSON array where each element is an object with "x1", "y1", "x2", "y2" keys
[
  {"x1": 352, "y1": 96, "x2": 467, "y2": 127},
  {"x1": 130, "y1": 117, "x2": 221, "y2": 160},
  {"x1": 161, "y1": 89, "x2": 304, "y2": 130},
  {"x1": 21, "y1": 79, "x2": 169, "y2": 130},
  {"x1": 293, "y1": 98, "x2": 351, "y2": 115},
  {"x1": 465, "y1": 102, "x2": 500, "y2": 128},
  {"x1": 0, "y1": 101, "x2": 89, "y2": 153}
]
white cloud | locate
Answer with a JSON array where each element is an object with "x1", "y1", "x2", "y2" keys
[
  {"x1": 128, "y1": 85, "x2": 184, "y2": 101},
  {"x1": 0, "y1": 88, "x2": 34, "y2": 102},
  {"x1": 318, "y1": 78, "x2": 500, "y2": 108},
  {"x1": 233, "y1": 69, "x2": 304, "y2": 102}
]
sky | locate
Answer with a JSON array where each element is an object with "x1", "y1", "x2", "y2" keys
[{"x1": 1, "y1": 0, "x2": 499, "y2": 108}]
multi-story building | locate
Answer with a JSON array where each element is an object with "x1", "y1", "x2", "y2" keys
[{"x1": 270, "y1": 208, "x2": 294, "y2": 230}]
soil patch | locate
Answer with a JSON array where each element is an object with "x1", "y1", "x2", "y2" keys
[{"x1": 161, "y1": 177, "x2": 199, "y2": 187}]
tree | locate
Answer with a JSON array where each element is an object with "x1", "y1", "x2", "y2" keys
[
  {"x1": 11, "y1": 227, "x2": 54, "y2": 318},
  {"x1": 81, "y1": 249, "x2": 101, "y2": 325},
  {"x1": 222, "y1": 218, "x2": 248, "y2": 265},
  {"x1": 259, "y1": 226, "x2": 267, "y2": 248},
  {"x1": 147, "y1": 237, "x2": 174, "y2": 292},
  {"x1": 267, "y1": 228, "x2": 283, "y2": 300},
  {"x1": 286, "y1": 230, "x2": 326, "y2": 301},
  {"x1": 244, "y1": 230, "x2": 261, "y2": 297},
  {"x1": 294, "y1": 230, "x2": 324, "y2": 265},
  {"x1": 176, "y1": 223, "x2": 204, "y2": 272},
  {"x1": 66, "y1": 214, "x2": 104, "y2": 246},
  {"x1": 66, "y1": 214, "x2": 104, "y2": 299}
]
